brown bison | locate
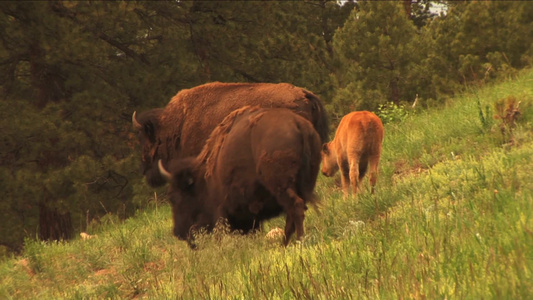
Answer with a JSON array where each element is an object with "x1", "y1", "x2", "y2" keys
[
  {"x1": 321, "y1": 111, "x2": 384, "y2": 197},
  {"x1": 158, "y1": 106, "x2": 322, "y2": 247},
  {"x1": 132, "y1": 82, "x2": 328, "y2": 187}
]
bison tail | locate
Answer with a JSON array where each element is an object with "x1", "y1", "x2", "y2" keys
[
  {"x1": 304, "y1": 90, "x2": 329, "y2": 144},
  {"x1": 296, "y1": 122, "x2": 322, "y2": 206}
]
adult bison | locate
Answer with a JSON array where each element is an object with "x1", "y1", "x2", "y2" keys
[
  {"x1": 158, "y1": 106, "x2": 322, "y2": 247},
  {"x1": 321, "y1": 111, "x2": 384, "y2": 197},
  {"x1": 132, "y1": 82, "x2": 328, "y2": 187}
]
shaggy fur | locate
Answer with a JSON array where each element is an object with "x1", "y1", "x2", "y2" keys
[
  {"x1": 133, "y1": 82, "x2": 329, "y2": 187},
  {"x1": 162, "y1": 106, "x2": 322, "y2": 247}
]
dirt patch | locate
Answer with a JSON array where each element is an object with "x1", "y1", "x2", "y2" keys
[
  {"x1": 94, "y1": 267, "x2": 116, "y2": 277},
  {"x1": 16, "y1": 258, "x2": 35, "y2": 277}
]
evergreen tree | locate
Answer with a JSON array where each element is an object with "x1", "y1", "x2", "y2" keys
[
  {"x1": 0, "y1": 1, "x2": 162, "y2": 248},
  {"x1": 0, "y1": 0, "x2": 355, "y2": 251},
  {"x1": 424, "y1": 1, "x2": 533, "y2": 94},
  {"x1": 409, "y1": 0, "x2": 440, "y2": 28},
  {"x1": 332, "y1": 1, "x2": 421, "y2": 115}
]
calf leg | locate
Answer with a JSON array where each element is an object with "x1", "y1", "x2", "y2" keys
[
  {"x1": 348, "y1": 155, "x2": 362, "y2": 197},
  {"x1": 368, "y1": 154, "x2": 380, "y2": 194},
  {"x1": 337, "y1": 156, "x2": 350, "y2": 198}
]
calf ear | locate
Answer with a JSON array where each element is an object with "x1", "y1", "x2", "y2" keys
[{"x1": 322, "y1": 143, "x2": 329, "y2": 154}]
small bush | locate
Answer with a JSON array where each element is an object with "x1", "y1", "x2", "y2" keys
[
  {"x1": 377, "y1": 102, "x2": 410, "y2": 124},
  {"x1": 493, "y1": 95, "x2": 531, "y2": 146}
]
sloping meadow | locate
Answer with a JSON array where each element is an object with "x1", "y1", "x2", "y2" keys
[{"x1": 1, "y1": 70, "x2": 532, "y2": 299}]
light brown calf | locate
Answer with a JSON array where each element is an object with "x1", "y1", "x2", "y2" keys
[{"x1": 321, "y1": 111, "x2": 384, "y2": 197}]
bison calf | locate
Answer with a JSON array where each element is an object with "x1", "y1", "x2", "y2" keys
[
  {"x1": 159, "y1": 106, "x2": 322, "y2": 247},
  {"x1": 321, "y1": 111, "x2": 384, "y2": 198}
]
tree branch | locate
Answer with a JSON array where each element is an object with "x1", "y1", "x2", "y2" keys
[
  {"x1": 51, "y1": 2, "x2": 150, "y2": 66},
  {"x1": 97, "y1": 32, "x2": 150, "y2": 66}
]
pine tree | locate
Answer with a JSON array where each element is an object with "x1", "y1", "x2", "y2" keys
[
  {"x1": 332, "y1": 1, "x2": 420, "y2": 114},
  {"x1": 0, "y1": 0, "x2": 355, "y2": 251},
  {"x1": 0, "y1": 1, "x2": 162, "y2": 247},
  {"x1": 424, "y1": 1, "x2": 533, "y2": 92}
]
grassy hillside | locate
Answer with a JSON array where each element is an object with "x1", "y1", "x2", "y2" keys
[{"x1": 1, "y1": 70, "x2": 532, "y2": 299}]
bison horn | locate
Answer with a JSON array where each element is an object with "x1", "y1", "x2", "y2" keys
[
  {"x1": 132, "y1": 111, "x2": 142, "y2": 130},
  {"x1": 158, "y1": 160, "x2": 172, "y2": 182}
]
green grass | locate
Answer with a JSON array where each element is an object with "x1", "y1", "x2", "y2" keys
[{"x1": 1, "y1": 69, "x2": 532, "y2": 299}]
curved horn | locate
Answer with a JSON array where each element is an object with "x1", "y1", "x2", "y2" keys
[
  {"x1": 132, "y1": 111, "x2": 142, "y2": 130},
  {"x1": 158, "y1": 160, "x2": 172, "y2": 182}
]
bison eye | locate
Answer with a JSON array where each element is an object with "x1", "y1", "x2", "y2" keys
[{"x1": 177, "y1": 173, "x2": 195, "y2": 191}]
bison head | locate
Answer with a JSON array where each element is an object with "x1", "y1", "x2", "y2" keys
[
  {"x1": 320, "y1": 143, "x2": 339, "y2": 177},
  {"x1": 132, "y1": 109, "x2": 166, "y2": 187},
  {"x1": 158, "y1": 159, "x2": 213, "y2": 245}
]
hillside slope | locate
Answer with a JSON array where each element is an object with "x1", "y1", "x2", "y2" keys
[{"x1": 1, "y1": 70, "x2": 532, "y2": 299}]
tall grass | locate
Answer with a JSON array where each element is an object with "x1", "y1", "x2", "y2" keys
[{"x1": 1, "y1": 69, "x2": 532, "y2": 299}]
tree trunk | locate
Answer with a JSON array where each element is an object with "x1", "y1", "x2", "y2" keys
[
  {"x1": 29, "y1": 43, "x2": 66, "y2": 109},
  {"x1": 403, "y1": 0, "x2": 412, "y2": 18},
  {"x1": 30, "y1": 41, "x2": 73, "y2": 241},
  {"x1": 390, "y1": 77, "x2": 400, "y2": 105},
  {"x1": 38, "y1": 201, "x2": 73, "y2": 241}
]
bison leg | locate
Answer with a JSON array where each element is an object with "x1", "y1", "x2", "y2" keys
[
  {"x1": 349, "y1": 159, "x2": 361, "y2": 197},
  {"x1": 283, "y1": 213, "x2": 295, "y2": 246},
  {"x1": 337, "y1": 157, "x2": 350, "y2": 198},
  {"x1": 368, "y1": 154, "x2": 380, "y2": 194},
  {"x1": 283, "y1": 188, "x2": 306, "y2": 246}
]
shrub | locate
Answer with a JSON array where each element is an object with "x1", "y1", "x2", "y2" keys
[{"x1": 377, "y1": 102, "x2": 410, "y2": 124}]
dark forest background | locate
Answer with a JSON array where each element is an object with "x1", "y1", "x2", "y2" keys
[{"x1": 1, "y1": 0, "x2": 532, "y2": 254}]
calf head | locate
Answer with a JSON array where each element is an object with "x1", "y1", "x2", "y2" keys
[
  {"x1": 158, "y1": 159, "x2": 212, "y2": 244},
  {"x1": 132, "y1": 109, "x2": 166, "y2": 187},
  {"x1": 320, "y1": 143, "x2": 338, "y2": 177}
]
